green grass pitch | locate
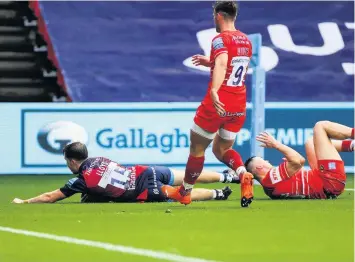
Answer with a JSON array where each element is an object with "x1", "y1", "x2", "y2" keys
[{"x1": 0, "y1": 175, "x2": 353, "y2": 262}]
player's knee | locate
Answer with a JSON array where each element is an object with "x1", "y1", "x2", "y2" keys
[
  {"x1": 314, "y1": 121, "x2": 330, "y2": 133},
  {"x1": 299, "y1": 156, "x2": 306, "y2": 166}
]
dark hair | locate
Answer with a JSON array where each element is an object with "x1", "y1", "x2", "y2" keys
[
  {"x1": 213, "y1": 1, "x2": 238, "y2": 20},
  {"x1": 63, "y1": 142, "x2": 88, "y2": 161},
  {"x1": 244, "y1": 156, "x2": 256, "y2": 172}
]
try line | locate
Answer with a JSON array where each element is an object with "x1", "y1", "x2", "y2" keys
[{"x1": 0, "y1": 226, "x2": 219, "y2": 262}]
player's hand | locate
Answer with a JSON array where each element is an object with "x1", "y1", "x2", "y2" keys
[
  {"x1": 12, "y1": 198, "x2": 25, "y2": 204},
  {"x1": 256, "y1": 131, "x2": 279, "y2": 148},
  {"x1": 192, "y1": 54, "x2": 210, "y2": 67},
  {"x1": 210, "y1": 90, "x2": 225, "y2": 116}
]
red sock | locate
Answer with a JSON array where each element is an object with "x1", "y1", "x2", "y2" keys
[
  {"x1": 351, "y1": 128, "x2": 354, "y2": 139},
  {"x1": 341, "y1": 140, "x2": 353, "y2": 152},
  {"x1": 183, "y1": 155, "x2": 205, "y2": 185},
  {"x1": 222, "y1": 149, "x2": 244, "y2": 172}
]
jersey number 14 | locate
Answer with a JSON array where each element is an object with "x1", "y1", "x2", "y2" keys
[{"x1": 98, "y1": 163, "x2": 130, "y2": 190}]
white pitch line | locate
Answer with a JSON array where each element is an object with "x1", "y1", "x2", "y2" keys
[
  {"x1": 0, "y1": 226, "x2": 218, "y2": 262},
  {"x1": 345, "y1": 188, "x2": 355, "y2": 191}
]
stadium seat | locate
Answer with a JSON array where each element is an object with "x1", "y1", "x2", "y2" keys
[{"x1": 35, "y1": 1, "x2": 353, "y2": 102}]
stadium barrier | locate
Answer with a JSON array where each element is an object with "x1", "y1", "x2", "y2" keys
[{"x1": 0, "y1": 102, "x2": 353, "y2": 175}]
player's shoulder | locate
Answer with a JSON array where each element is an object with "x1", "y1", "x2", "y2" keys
[
  {"x1": 97, "y1": 156, "x2": 111, "y2": 162},
  {"x1": 66, "y1": 175, "x2": 86, "y2": 188},
  {"x1": 212, "y1": 31, "x2": 232, "y2": 42},
  {"x1": 95, "y1": 156, "x2": 116, "y2": 165},
  {"x1": 212, "y1": 32, "x2": 223, "y2": 41},
  {"x1": 211, "y1": 34, "x2": 226, "y2": 49}
]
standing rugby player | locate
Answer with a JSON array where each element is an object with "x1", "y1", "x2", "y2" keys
[{"x1": 170, "y1": 1, "x2": 253, "y2": 206}]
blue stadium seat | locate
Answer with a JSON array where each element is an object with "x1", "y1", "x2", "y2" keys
[{"x1": 36, "y1": 1, "x2": 353, "y2": 102}]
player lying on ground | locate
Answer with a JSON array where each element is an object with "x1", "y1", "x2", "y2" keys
[
  {"x1": 12, "y1": 142, "x2": 239, "y2": 204},
  {"x1": 245, "y1": 121, "x2": 354, "y2": 199},
  {"x1": 170, "y1": 1, "x2": 253, "y2": 207}
]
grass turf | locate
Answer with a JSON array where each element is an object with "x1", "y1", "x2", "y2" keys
[{"x1": 0, "y1": 175, "x2": 353, "y2": 262}]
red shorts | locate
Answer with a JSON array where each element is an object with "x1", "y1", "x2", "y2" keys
[
  {"x1": 194, "y1": 102, "x2": 246, "y2": 134},
  {"x1": 317, "y1": 159, "x2": 346, "y2": 196}
]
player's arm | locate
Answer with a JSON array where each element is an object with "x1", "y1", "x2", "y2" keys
[
  {"x1": 12, "y1": 189, "x2": 66, "y2": 204},
  {"x1": 211, "y1": 53, "x2": 228, "y2": 93},
  {"x1": 192, "y1": 55, "x2": 211, "y2": 67},
  {"x1": 210, "y1": 53, "x2": 228, "y2": 115},
  {"x1": 257, "y1": 132, "x2": 305, "y2": 176},
  {"x1": 209, "y1": 36, "x2": 229, "y2": 115},
  {"x1": 12, "y1": 177, "x2": 87, "y2": 204}
]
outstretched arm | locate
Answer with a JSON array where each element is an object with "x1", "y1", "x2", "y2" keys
[
  {"x1": 12, "y1": 189, "x2": 67, "y2": 204},
  {"x1": 256, "y1": 132, "x2": 305, "y2": 176},
  {"x1": 12, "y1": 177, "x2": 86, "y2": 204}
]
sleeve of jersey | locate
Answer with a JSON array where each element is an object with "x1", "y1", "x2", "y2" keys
[
  {"x1": 211, "y1": 37, "x2": 228, "y2": 60},
  {"x1": 278, "y1": 161, "x2": 291, "y2": 180},
  {"x1": 266, "y1": 162, "x2": 290, "y2": 185},
  {"x1": 60, "y1": 177, "x2": 87, "y2": 197}
]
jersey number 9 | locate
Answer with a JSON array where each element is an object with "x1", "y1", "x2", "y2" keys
[{"x1": 226, "y1": 56, "x2": 250, "y2": 87}]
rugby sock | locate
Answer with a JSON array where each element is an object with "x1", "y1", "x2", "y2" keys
[
  {"x1": 341, "y1": 140, "x2": 354, "y2": 152},
  {"x1": 221, "y1": 170, "x2": 234, "y2": 183},
  {"x1": 212, "y1": 190, "x2": 217, "y2": 199},
  {"x1": 182, "y1": 155, "x2": 205, "y2": 193},
  {"x1": 213, "y1": 189, "x2": 225, "y2": 200},
  {"x1": 219, "y1": 173, "x2": 225, "y2": 182},
  {"x1": 222, "y1": 149, "x2": 246, "y2": 175}
]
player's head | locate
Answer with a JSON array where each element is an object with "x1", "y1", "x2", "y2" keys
[
  {"x1": 213, "y1": 1, "x2": 238, "y2": 33},
  {"x1": 63, "y1": 142, "x2": 88, "y2": 174},
  {"x1": 244, "y1": 156, "x2": 272, "y2": 180}
]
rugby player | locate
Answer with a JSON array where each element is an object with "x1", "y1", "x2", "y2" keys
[
  {"x1": 245, "y1": 121, "x2": 354, "y2": 199},
  {"x1": 170, "y1": 1, "x2": 254, "y2": 206},
  {"x1": 12, "y1": 142, "x2": 238, "y2": 204}
]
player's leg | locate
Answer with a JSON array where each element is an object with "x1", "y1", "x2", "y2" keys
[
  {"x1": 306, "y1": 137, "x2": 354, "y2": 171},
  {"x1": 168, "y1": 129, "x2": 214, "y2": 204},
  {"x1": 212, "y1": 133, "x2": 245, "y2": 174},
  {"x1": 213, "y1": 115, "x2": 247, "y2": 174},
  {"x1": 313, "y1": 120, "x2": 354, "y2": 160},
  {"x1": 313, "y1": 121, "x2": 354, "y2": 197},
  {"x1": 149, "y1": 165, "x2": 224, "y2": 188},
  {"x1": 170, "y1": 168, "x2": 237, "y2": 185},
  {"x1": 170, "y1": 104, "x2": 221, "y2": 204},
  {"x1": 135, "y1": 167, "x2": 171, "y2": 203},
  {"x1": 191, "y1": 187, "x2": 232, "y2": 201},
  {"x1": 214, "y1": 118, "x2": 254, "y2": 207},
  {"x1": 305, "y1": 137, "x2": 318, "y2": 171},
  {"x1": 182, "y1": 129, "x2": 213, "y2": 187},
  {"x1": 340, "y1": 140, "x2": 355, "y2": 152},
  {"x1": 163, "y1": 185, "x2": 232, "y2": 201}
]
